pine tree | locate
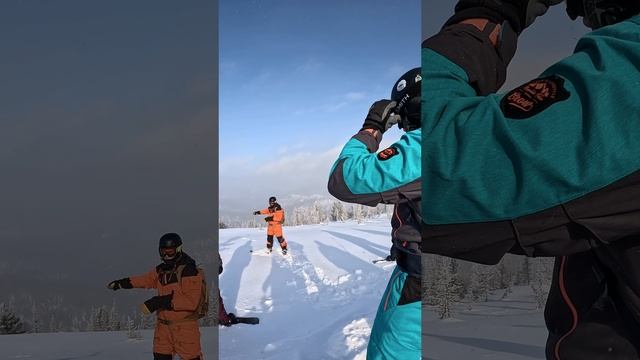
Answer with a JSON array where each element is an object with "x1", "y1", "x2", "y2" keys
[
  {"x1": 125, "y1": 316, "x2": 142, "y2": 339},
  {"x1": 516, "y1": 257, "x2": 531, "y2": 285},
  {"x1": 30, "y1": 302, "x2": 40, "y2": 334},
  {"x1": 331, "y1": 201, "x2": 347, "y2": 222},
  {"x1": 109, "y1": 302, "x2": 120, "y2": 331},
  {"x1": 495, "y1": 260, "x2": 512, "y2": 290},
  {"x1": 90, "y1": 306, "x2": 106, "y2": 331},
  {"x1": 0, "y1": 303, "x2": 24, "y2": 334},
  {"x1": 530, "y1": 258, "x2": 554, "y2": 309},
  {"x1": 433, "y1": 257, "x2": 461, "y2": 319},
  {"x1": 48, "y1": 313, "x2": 57, "y2": 333},
  {"x1": 71, "y1": 316, "x2": 81, "y2": 332},
  {"x1": 469, "y1": 263, "x2": 492, "y2": 302},
  {"x1": 141, "y1": 312, "x2": 155, "y2": 329},
  {"x1": 352, "y1": 204, "x2": 365, "y2": 223},
  {"x1": 311, "y1": 201, "x2": 322, "y2": 224}
]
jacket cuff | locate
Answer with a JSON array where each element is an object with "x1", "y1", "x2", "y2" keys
[{"x1": 352, "y1": 130, "x2": 380, "y2": 153}]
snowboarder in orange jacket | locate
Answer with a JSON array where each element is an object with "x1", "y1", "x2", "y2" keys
[
  {"x1": 108, "y1": 233, "x2": 205, "y2": 360},
  {"x1": 253, "y1": 196, "x2": 288, "y2": 254}
]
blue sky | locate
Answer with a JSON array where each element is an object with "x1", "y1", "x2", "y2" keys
[{"x1": 219, "y1": 0, "x2": 421, "y2": 216}]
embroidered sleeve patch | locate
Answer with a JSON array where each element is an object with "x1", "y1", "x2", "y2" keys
[
  {"x1": 500, "y1": 75, "x2": 570, "y2": 119},
  {"x1": 377, "y1": 146, "x2": 398, "y2": 161}
]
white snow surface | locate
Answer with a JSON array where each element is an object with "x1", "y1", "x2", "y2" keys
[
  {"x1": 423, "y1": 286, "x2": 548, "y2": 360},
  {"x1": 0, "y1": 219, "x2": 548, "y2": 360},
  {"x1": 218, "y1": 219, "x2": 395, "y2": 360}
]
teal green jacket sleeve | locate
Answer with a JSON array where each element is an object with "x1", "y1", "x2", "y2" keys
[
  {"x1": 422, "y1": 16, "x2": 640, "y2": 224},
  {"x1": 328, "y1": 130, "x2": 421, "y2": 206}
]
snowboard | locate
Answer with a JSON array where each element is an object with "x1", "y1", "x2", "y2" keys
[
  {"x1": 250, "y1": 249, "x2": 289, "y2": 256},
  {"x1": 372, "y1": 258, "x2": 395, "y2": 264},
  {"x1": 234, "y1": 316, "x2": 260, "y2": 325}
]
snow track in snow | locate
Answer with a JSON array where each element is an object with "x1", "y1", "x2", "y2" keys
[{"x1": 219, "y1": 220, "x2": 394, "y2": 359}]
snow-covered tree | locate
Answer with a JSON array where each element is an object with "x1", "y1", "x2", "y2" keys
[
  {"x1": 433, "y1": 257, "x2": 462, "y2": 319},
  {"x1": 330, "y1": 201, "x2": 347, "y2": 222},
  {"x1": 494, "y1": 260, "x2": 512, "y2": 290},
  {"x1": 90, "y1": 306, "x2": 106, "y2": 331},
  {"x1": 351, "y1": 204, "x2": 365, "y2": 223},
  {"x1": 530, "y1": 258, "x2": 554, "y2": 309},
  {"x1": 126, "y1": 316, "x2": 142, "y2": 340},
  {"x1": 141, "y1": 312, "x2": 155, "y2": 329},
  {"x1": 469, "y1": 263, "x2": 493, "y2": 302},
  {"x1": 108, "y1": 302, "x2": 121, "y2": 331},
  {"x1": 516, "y1": 257, "x2": 531, "y2": 285},
  {"x1": 0, "y1": 303, "x2": 24, "y2": 334},
  {"x1": 30, "y1": 302, "x2": 40, "y2": 334}
]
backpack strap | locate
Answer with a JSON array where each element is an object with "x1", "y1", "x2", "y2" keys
[{"x1": 175, "y1": 264, "x2": 187, "y2": 285}]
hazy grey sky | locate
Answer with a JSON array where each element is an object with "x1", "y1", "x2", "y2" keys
[
  {"x1": 423, "y1": 2, "x2": 590, "y2": 90},
  {"x1": 0, "y1": 0, "x2": 217, "y2": 313}
]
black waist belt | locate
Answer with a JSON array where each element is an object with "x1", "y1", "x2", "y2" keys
[
  {"x1": 395, "y1": 248, "x2": 421, "y2": 278},
  {"x1": 157, "y1": 315, "x2": 198, "y2": 326}
]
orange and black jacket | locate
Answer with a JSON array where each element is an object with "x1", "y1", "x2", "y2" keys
[
  {"x1": 129, "y1": 253, "x2": 203, "y2": 322},
  {"x1": 258, "y1": 204, "x2": 285, "y2": 225}
]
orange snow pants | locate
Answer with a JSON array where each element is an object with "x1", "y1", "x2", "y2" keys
[
  {"x1": 267, "y1": 222, "x2": 283, "y2": 237},
  {"x1": 153, "y1": 320, "x2": 203, "y2": 360}
]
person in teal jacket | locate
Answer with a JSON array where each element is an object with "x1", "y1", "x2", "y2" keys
[
  {"x1": 421, "y1": 0, "x2": 640, "y2": 358},
  {"x1": 328, "y1": 68, "x2": 422, "y2": 360}
]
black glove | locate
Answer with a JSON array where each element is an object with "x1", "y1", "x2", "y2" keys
[
  {"x1": 220, "y1": 312, "x2": 239, "y2": 327},
  {"x1": 253, "y1": 211, "x2": 260, "y2": 215},
  {"x1": 360, "y1": 100, "x2": 400, "y2": 134},
  {"x1": 107, "y1": 278, "x2": 133, "y2": 291},
  {"x1": 141, "y1": 293, "x2": 173, "y2": 314},
  {"x1": 445, "y1": 0, "x2": 564, "y2": 34},
  {"x1": 265, "y1": 216, "x2": 274, "y2": 222}
]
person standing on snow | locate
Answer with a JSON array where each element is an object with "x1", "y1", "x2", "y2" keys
[
  {"x1": 253, "y1": 196, "x2": 288, "y2": 255},
  {"x1": 328, "y1": 68, "x2": 422, "y2": 360},
  {"x1": 421, "y1": 0, "x2": 640, "y2": 358},
  {"x1": 107, "y1": 233, "x2": 205, "y2": 360}
]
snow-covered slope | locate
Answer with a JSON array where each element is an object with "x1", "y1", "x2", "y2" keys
[
  {"x1": 218, "y1": 218, "x2": 396, "y2": 360},
  {"x1": 423, "y1": 286, "x2": 547, "y2": 360}
]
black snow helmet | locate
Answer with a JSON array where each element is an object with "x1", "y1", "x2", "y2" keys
[
  {"x1": 158, "y1": 232, "x2": 183, "y2": 263},
  {"x1": 269, "y1": 196, "x2": 276, "y2": 203},
  {"x1": 391, "y1": 67, "x2": 421, "y2": 131},
  {"x1": 566, "y1": 0, "x2": 640, "y2": 29}
]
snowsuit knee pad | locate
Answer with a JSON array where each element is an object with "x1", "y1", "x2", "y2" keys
[
  {"x1": 367, "y1": 267, "x2": 421, "y2": 360},
  {"x1": 277, "y1": 236, "x2": 287, "y2": 249}
]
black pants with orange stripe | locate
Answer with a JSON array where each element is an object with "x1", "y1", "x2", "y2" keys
[{"x1": 545, "y1": 240, "x2": 640, "y2": 360}]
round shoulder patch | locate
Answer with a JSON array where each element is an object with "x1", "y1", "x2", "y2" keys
[
  {"x1": 377, "y1": 146, "x2": 398, "y2": 161},
  {"x1": 500, "y1": 75, "x2": 570, "y2": 119}
]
